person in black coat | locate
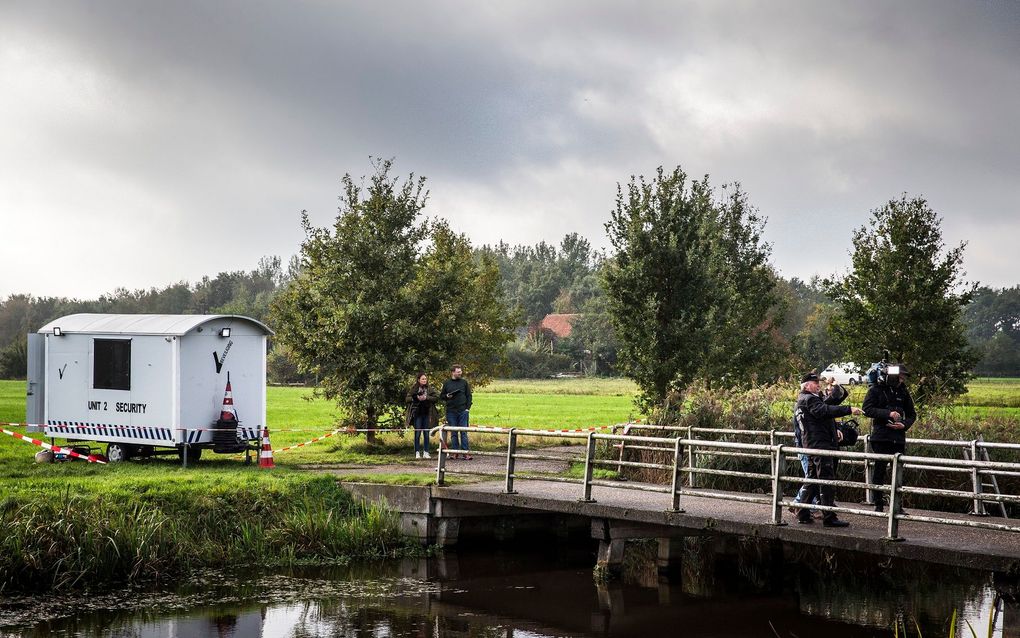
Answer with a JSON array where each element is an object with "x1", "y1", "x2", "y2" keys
[
  {"x1": 405, "y1": 372, "x2": 440, "y2": 459},
  {"x1": 794, "y1": 372, "x2": 863, "y2": 527},
  {"x1": 862, "y1": 364, "x2": 917, "y2": 513},
  {"x1": 792, "y1": 381, "x2": 850, "y2": 510}
]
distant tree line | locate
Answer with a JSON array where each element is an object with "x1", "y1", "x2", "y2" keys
[
  {"x1": 3, "y1": 242, "x2": 1018, "y2": 385},
  {"x1": 2, "y1": 168, "x2": 1018, "y2": 403},
  {"x1": 0, "y1": 257, "x2": 308, "y2": 381},
  {"x1": 965, "y1": 286, "x2": 1020, "y2": 377}
]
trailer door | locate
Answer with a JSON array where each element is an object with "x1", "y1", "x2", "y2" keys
[{"x1": 26, "y1": 333, "x2": 45, "y2": 432}]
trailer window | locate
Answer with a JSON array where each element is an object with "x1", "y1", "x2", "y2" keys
[{"x1": 94, "y1": 339, "x2": 131, "y2": 391}]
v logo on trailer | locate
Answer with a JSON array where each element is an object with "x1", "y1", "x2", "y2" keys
[
  {"x1": 213, "y1": 340, "x2": 234, "y2": 374},
  {"x1": 58, "y1": 364, "x2": 67, "y2": 379}
]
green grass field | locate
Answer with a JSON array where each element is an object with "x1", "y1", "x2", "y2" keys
[
  {"x1": 0, "y1": 379, "x2": 640, "y2": 477},
  {"x1": 2, "y1": 377, "x2": 1019, "y2": 480}
]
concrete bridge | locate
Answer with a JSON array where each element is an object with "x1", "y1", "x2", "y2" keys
[
  {"x1": 342, "y1": 426, "x2": 1020, "y2": 576},
  {"x1": 346, "y1": 477, "x2": 1020, "y2": 575}
]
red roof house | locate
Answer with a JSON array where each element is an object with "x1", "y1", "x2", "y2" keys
[{"x1": 538, "y1": 313, "x2": 580, "y2": 340}]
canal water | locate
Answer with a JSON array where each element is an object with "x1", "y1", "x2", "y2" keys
[{"x1": 0, "y1": 539, "x2": 1014, "y2": 637}]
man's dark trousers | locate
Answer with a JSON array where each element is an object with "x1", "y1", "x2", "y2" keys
[{"x1": 798, "y1": 456, "x2": 837, "y2": 523}]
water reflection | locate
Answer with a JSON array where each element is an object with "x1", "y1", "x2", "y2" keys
[{"x1": 1, "y1": 542, "x2": 1016, "y2": 637}]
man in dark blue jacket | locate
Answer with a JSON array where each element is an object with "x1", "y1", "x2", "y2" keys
[
  {"x1": 441, "y1": 364, "x2": 473, "y2": 460},
  {"x1": 794, "y1": 372, "x2": 863, "y2": 527},
  {"x1": 862, "y1": 364, "x2": 916, "y2": 513}
]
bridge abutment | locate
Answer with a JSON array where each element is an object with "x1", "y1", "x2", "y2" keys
[{"x1": 338, "y1": 480, "x2": 1020, "y2": 577}]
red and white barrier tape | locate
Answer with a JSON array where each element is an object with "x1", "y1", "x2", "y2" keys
[
  {"x1": 273, "y1": 429, "x2": 342, "y2": 454},
  {"x1": 429, "y1": 422, "x2": 634, "y2": 436},
  {"x1": 1, "y1": 428, "x2": 107, "y2": 464},
  {"x1": 3, "y1": 420, "x2": 643, "y2": 435},
  {"x1": 274, "y1": 422, "x2": 636, "y2": 455},
  {"x1": 272, "y1": 427, "x2": 420, "y2": 453},
  {"x1": 2, "y1": 422, "x2": 353, "y2": 434}
]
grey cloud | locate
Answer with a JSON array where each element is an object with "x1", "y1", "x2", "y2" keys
[{"x1": 1, "y1": 0, "x2": 1018, "y2": 297}]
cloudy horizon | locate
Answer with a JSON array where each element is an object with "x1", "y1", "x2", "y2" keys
[{"x1": 2, "y1": 1, "x2": 1018, "y2": 299}]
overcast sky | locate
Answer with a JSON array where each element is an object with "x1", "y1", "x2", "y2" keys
[{"x1": 1, "y1": 1, "x2": 1018, "y2": 299}]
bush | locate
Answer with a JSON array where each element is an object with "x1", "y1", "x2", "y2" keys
[
  {"x1": 0, "y1": 340, "x2": 27, "y2": 380},
  {"x1": 267, "y1": 344, "x2": 314, "y2": 385},
  {"x1": 503, "y1": 340, "x2": 573, "y2": 379}
]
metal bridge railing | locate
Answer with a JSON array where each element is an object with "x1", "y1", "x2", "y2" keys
[
  {"x1": 612, "y1": 424, "x2": 1020, "y2": 515},
  {"x1": 433, "y1": 425, "x2": 1020, "y2": 542}
]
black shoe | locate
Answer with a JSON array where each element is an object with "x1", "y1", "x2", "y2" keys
[
  {"x1": 823, "y1": 519, "x2": 850, "y2": 528},
  {"x1": 797, "y1": 515, "x2": 813, "y2": 524},
  {"x1": 875, "y1": 503, "x2": 885, "y2": 513}
]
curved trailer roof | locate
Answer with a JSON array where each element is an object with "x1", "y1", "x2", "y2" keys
[{"x1": 37, "y1": 314, "x2": 274, "y2": 336}]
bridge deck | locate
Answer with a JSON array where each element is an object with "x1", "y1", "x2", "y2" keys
[{"x1": 436, "y1": 478, "x2": 1020, "y2": 573}]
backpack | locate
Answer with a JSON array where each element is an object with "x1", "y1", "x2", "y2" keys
[{"x1": 836, "y1": 419, "x2": 860, "y2": 447}]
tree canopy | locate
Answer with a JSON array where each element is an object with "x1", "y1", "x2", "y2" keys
[
  {"x1": 824, "y1": 195, "x2": 978, "y2": 403},
  {"x1": 271, "y1": 160, "x2": 515, "y2": 438},
  {"x1": 602, "y1": 166, "x2": 786, "y2": 411}
]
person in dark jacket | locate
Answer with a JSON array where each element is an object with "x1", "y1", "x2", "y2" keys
[
  {"x1": 405, "y1": 372, "x2": 440, "y2": 459},
  {"x1": 862, "y1": 364, "x2": 916, "y2": 513},
  {"x1": 794, "y1": 372, "x2": 863, "y2": 527},
  {"x1": 441, "y1": 364, "x2": 473, "y2": 460},
  {"x1": 792, "y1": 381, "x2": 849, "y2": 512}
]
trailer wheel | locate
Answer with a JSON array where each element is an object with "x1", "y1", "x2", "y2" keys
[{"x1": 106, "y1": 443, "x2": 132, "y2": 463}]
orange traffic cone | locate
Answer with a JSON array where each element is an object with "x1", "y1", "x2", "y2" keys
[
  {"x1": 220, "y1": 377, "x2": 238, "y2": 422},
  {"x1": 259, "y1": 426, "x2": 275, "y2": 469}
]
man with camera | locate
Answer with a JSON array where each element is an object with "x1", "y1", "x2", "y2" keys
[
  {"x1": 794, "y1": 372, "x2": 863, "y2": 527},
  {"x1": 863, "y1": 364, "x2": 916, "y2": 513}
]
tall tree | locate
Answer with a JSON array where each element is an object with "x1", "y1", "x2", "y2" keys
[
  {"x1": 824, "y1": 195, "x2": 978, "y2": 404},
  {"x1": 701, "y1": 186, "x2": 788, "y2": 383},
  {"x1": 602, "y1": 166, "x2": 785, "y2": 411},
  {"x1": 271, "y1": 160, "x2": 515, "y2": 440}
]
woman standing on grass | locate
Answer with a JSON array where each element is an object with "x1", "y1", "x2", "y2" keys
[{"x1": 405, "y1": 372, "x2": 439, "y2": 459}]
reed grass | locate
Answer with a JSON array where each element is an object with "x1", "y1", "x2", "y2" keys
[{"x1": 0, "y1": 476, "x2": 413, "y2": 593}]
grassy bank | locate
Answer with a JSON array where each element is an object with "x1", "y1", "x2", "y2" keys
[
  {"x1": 0, "y1": 474, "x2": 413, "y2": 593},
  {"x1": 0, "y1": 377, "x2": 638, "y2": 593}
]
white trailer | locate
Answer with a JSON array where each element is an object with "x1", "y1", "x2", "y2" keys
[{"x1": 25, "y1": 314, "x2": 273, "y2": 463}]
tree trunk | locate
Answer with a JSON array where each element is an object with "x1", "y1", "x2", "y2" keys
[{"x1": 365, "y1": 406, "x2": 377, "y2": 445}]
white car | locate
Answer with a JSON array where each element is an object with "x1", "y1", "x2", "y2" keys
[{"x1": 821, "y1": 362, "x2": 863, "y2": 385}]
